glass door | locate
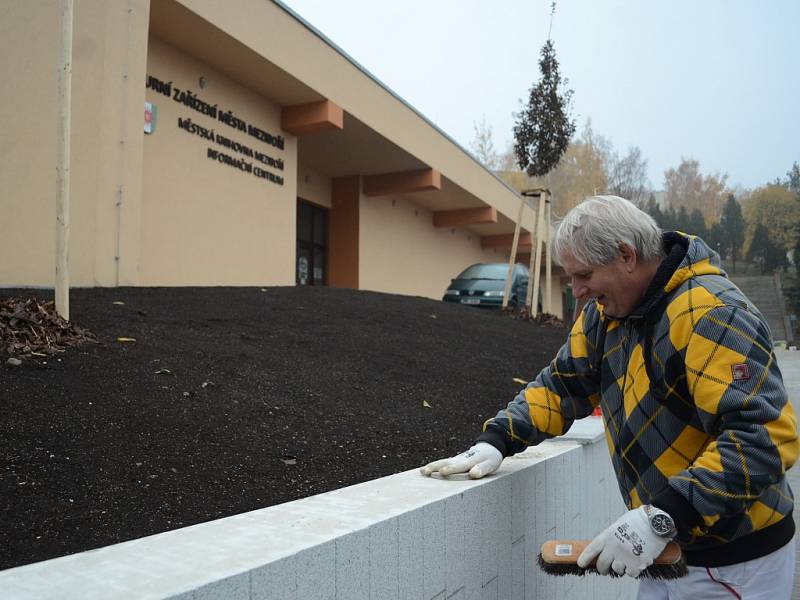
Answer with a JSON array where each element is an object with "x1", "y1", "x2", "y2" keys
[{"x1": 296, "y1": 199, "x2": 327, "y2": 286}]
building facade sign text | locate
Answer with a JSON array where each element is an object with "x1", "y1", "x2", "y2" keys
[{"x1": 146, "y1": 74, "x2": 285, "y2": 186}]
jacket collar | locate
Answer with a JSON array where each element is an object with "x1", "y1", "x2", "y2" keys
[{"x1": 625, "y1": 232, "x2": 689, "y2": 321}]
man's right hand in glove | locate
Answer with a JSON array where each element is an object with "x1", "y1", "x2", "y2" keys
[{"x1": 419, "y1": 442, "x2": 503, "y2": 479}]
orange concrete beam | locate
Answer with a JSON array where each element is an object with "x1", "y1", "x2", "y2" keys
[
  {"x1": 433, "y1": 206, "x2": 497, "y2": 229},
  {"x1": 362, "y1": 169, "x2": 441, "y2": 197},
  {"x1": 480, "y1": 233, "x2": 533, "y2": 250},
  {"x1": 329, "y1": 176, "x2": 360, "y2": 289},
  {"x1": 281, "y1": 100, "x2": 344, "y2": 135}
]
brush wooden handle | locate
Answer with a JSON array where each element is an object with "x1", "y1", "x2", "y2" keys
[{"x1": 540, "y1": 540, "x2": 683, "y2": 565}]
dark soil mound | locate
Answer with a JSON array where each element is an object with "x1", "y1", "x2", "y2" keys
[{"x1": 0, "y1": 286, "x2": 566, "y2": 570}]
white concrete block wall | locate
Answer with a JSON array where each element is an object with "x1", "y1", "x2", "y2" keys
[{"x1": 0, "y1": 419, "x2": 637, "y2": 600}]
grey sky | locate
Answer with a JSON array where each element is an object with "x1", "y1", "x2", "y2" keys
[{"x1": 281, "y1": 0, "x2": 799, "y2": 192}]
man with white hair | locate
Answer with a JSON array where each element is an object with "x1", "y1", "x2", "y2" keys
[{"x1": 422, "y1": 196, "x2": 799, "y2": 598}]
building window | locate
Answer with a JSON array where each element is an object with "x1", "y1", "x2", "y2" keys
[{"x1": 296, "y1": 199, "x2": 327, "y2": 286}]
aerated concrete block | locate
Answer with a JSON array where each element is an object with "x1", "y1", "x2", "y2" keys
[
  {"x1": 526, "y1": 459, "x2": 546, "y2": 600},
  {"x1": 295, "y1": 541, "x2": 335, "y2": 600},
  {"x1": 422, "y1": 501, "x2": 446, "y2": 600},
  {"x1": 511, "y1": 465, "x2": 529, "y2": 540},
  {"x1": 193, "y1": 572, "x2": 250, "y2": 600},
  {"x1": 445, "y1": 588, "x2": 465, "y2": 600},
  {"x1": 399, "y1": 506, "x2": 424, "y2": 600},
  {"x1": 369, "y1": 518, "x2": 399, "y2": 599},
  {"x1": 462, "y1": 482, "x2": 485, "y2": 600},
  {"x1": 541, "y1": 459, "x2": 559, "y2": 600},
  {"x1": 251, "y1": 555, "x2": 296, "y2": 600},
  {"x1": 336, "y1": 528, "x2": 370, "y2": 600},
  {"x1": 480, "y1": 479, "x2": 501, "y2": 588},
  {"x1": 511, "y1": 537, "x2": 525, "y2": 600},
  {"x1": 495, "y1": 476, "x2": 513, "y2": 600},
  {"x1": 444, "y1": 493, "x2": 466, "y2": 592},
  {"x1": 481, "y1": 576, "x2": 498, "y2": 600}
]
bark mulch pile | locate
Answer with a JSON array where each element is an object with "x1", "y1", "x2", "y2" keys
[
  {"x1": 1, "y1": 297, "x2": 97, "y2": 360},
  {"x1": 0, "y1": 286, "x2": 567, "y2": 571}
]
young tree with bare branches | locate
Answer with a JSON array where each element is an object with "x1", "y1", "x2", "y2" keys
[{"x1": 608, "y1": 146, "x2": 650, "y2": 206}]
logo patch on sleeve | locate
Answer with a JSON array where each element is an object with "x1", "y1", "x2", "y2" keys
[{"x1": 731, "y1": 363, "x2": 750, "y2": 381}]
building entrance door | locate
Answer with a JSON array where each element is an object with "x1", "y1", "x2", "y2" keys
[{"x1": 296, "y1": 199, "x2": 327, "y2": 286}]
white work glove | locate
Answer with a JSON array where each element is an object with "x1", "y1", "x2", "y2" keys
[
  {"x1": 419, "y1": 442, "x2": 503, "y2": 479},
  {"x1": 577, "y1": 506, "x2": 669, "y2": 578}
]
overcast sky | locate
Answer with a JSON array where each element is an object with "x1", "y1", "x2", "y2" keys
[{"x1": 280, "y1": 0, "x2": 799, "y2": 192}]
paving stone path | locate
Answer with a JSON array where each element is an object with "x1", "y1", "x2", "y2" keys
[{"x1": 774, "y1": 349, "x2": 800, "y2": 599}]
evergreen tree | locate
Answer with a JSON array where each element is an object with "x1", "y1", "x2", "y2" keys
[
  {"x1": 661, "y1": 206, "x2": 677, "y2": 231},
  {"x1": 513, "y1": 39, "x2": 576, "y2": 177},
  {"x1": 793, "y1": 223, "x2": 800, "y2": 270},
  {"x1": 748, "y1": 223, "x2": 787, "y2": 274},
  {"x1": 747, "y1": 224, "x2": 768, "y2": 273},
  {"x1": 720, "y1": 194, "x2": 745, "y2": 274},
  {"x1": 706, "y1": 222, "x2": 725, "y2": 259},
  {"x1": 644, "y1": 194, "x2": 664, "y2": 228},
  {"x1": 787, "y1": 161, "x2": 800, "y2": 199},
  {"x1": 687, "y1": 208, "x2": 708, "y2": 238},
  {"x1": 675, "y1": 206, "x2": 690, "y2": 230}
]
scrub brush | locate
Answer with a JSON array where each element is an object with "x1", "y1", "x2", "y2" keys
[{"x1": 537, "y1": 540, "x2": 688, "y2": 579}]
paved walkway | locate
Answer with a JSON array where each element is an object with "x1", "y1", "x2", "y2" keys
[{"x1": 774, "y1": 349, "x2": 800, "y2": 599}]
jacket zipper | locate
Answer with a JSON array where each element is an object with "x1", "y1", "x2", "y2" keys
[
  {"x1": 617, "y1": 319, "x2": 637, "y2": 505},
  {"x1": 616, "y1": 319, "x2": 635, "y2": 431}
]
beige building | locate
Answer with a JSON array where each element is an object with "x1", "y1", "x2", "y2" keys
[{"x1": 0, "y1": 0, "x2": 566, "y2": 317}]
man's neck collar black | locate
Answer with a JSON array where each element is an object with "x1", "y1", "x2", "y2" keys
[{"x1": 624, "y1": 232, "x2": 689, "y2": 321}]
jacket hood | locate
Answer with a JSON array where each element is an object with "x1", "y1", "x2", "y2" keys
[{"x1": 628, "y1": 232, "x2": 726, "y2": 319}]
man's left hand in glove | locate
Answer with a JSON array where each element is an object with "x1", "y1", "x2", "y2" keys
[{"x1": 577, "y1": 505, "x2": 675, "y2": 578}]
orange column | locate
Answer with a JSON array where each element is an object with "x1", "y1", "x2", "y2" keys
[{"x1": 329, "y1": 176, "x2": 360, "y2": 289}]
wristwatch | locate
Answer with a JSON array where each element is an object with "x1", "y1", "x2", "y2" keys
[{"x1": 643, "y1": 505, "x2": 677, "y2": 539}]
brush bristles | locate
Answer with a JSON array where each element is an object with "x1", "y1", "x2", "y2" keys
[{"x1": 537, "y1": 553, "x2": 688, "y2": 580}]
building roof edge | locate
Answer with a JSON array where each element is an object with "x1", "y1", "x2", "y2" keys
[{"x1": 270, "y1": 0, "x2": 522, "y2": 201}]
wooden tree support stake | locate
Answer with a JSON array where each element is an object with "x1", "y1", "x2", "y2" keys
[
  {"x1": 502, "y1": 199, "x2": 527, "y2": 309},
  {"x1": 55, "y1": 0, "x2": 73, "y2": 321},
  {"x1": 529, "y1": 190, "x2": 548, "y2": 315}
]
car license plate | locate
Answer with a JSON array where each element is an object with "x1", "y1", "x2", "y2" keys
[{"x1": 461, "y1": 297, "x2": 481, "y2": 305}]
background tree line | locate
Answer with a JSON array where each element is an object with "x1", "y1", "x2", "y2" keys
[{"x1": 471, "y1": 120, "x2": 800, "y2": 279}]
